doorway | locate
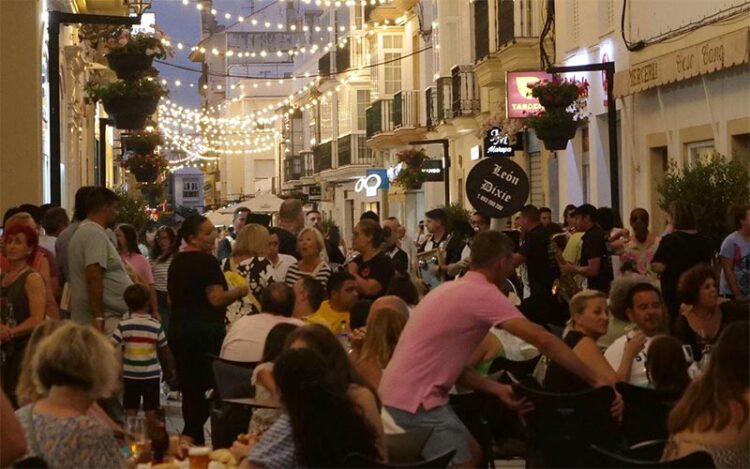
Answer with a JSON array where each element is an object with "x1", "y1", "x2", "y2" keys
[{"x1": 649, "y1": 146, "x2": 669, "y2": 233}]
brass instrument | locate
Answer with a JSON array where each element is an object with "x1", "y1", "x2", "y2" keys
[{"x1": 551, "y1": 241, "x2": 584, "y2": 303}]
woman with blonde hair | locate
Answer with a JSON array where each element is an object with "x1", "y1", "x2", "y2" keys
[
  {"x1": 663, "y1": 322, "x2": 749, "y2": 467},
  {"x1": 350, "y1": 307, "x2": 408, "y2": 388},
  {"x1": 544, "y1": 289, "x2": 633, "y2": 393},
  {"x1": 223, "y1": 224, "x2": 275, "y2": 321},
  {"x1": 15, "y1": 320, "x2": 64, "y2": 407},
  {"x1": 14, "y1": 322, "x2": 124, "y2": 468},
  {"x1": 285, "y1": 227, "x2": 333, "y2": 290}
]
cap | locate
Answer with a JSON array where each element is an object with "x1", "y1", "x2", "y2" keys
[{"x1": 572, "y1": 203, "x2": 598, "y2": 219}]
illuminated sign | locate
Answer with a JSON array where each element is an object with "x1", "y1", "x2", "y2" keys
[
  {"x1": 506, "y1": 71, "x2": 553, "y2": 119},
  {"x1": 484, "y1": 127, "x2": 522, "y2": 156},
  {"x1": 356, "y1": 169, "x2": 388, "y2": 197}
]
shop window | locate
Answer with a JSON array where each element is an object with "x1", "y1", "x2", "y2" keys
[
  {"x1": 686, "y1": 140, "x2": 715, "y2": 166},
  {"x1": 581, "y1": 126, "x2": 590, "y2": 203},
  {"x1": 649, "y1": 146, "x2": 669, "y2": 233}
]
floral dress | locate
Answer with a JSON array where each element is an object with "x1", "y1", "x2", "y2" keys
[{"x1": 223, "y1": 256, "x2": 275, "y2": 325}]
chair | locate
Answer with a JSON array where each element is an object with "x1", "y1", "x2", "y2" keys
[
  {"x1": 342, "y1": 450, "x2": 455, "y2": 468},
  {"x1": 512, "y1": 382, "x2": 621, "y2": 468},
  {"x1": 616, "y1": 382, "x2": 682, "y2": 445},
  {"x1": 591, "y1": 442, "x2": 715, "y2": 468},
  {"x1": 208, "y1": 355, "x2": 257, "y2": 448},
  {"x1": 209, "y1": 354, "x2": 257, "y2": 400},
  {"x1": 488, "y1": 355, "x2": 541, "y2": 378},
  {"x1": 385, "y1": 427, "x2": 433, "y2": 464},
  {"x1": 449, "y1": 392, "x2": 495, "y2": 468}
]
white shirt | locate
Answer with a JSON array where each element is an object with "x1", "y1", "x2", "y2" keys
[
  {"x1": 221, "y1": 313, "x2": 304, "y2": 362},
  {"x1": 39, "y1": 235, "x2": 57, "y2": 255},
  {"x1": 270, "y1": 254, "x2": 296, "y2": 284},
  {"x1": 604, "y1": 333, "x2": 650, "y2": 386}
]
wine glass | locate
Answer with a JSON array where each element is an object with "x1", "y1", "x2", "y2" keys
[{"x1": 125, "y1": 415, "x2": 147, "y2": 463}]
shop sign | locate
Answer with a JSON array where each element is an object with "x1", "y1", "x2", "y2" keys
[
  {"x1": 421, "y1": 159, "x2": 444, "y2": 182},
  {"x1": 506, "y1": 70, "x2": 553, "y2": 119},
  {"x1": 308, "y1": 186, "x2": 321, "y2": 197},
  {"x1": 355, "y1": 170, "x2": 388, "y2": 197},
  {"x1": 466, "y1": 158, "x2": 529, "y2": 218},
  {"x1": 484, "y1": 127, "x2": 523, "y2": 156}
]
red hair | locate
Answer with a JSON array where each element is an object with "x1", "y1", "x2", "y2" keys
[{"x1": 3, "y1": 223, "x2": 39, "y2": 263}]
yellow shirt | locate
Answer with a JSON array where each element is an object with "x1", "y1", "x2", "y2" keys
[{"x1": 306, "y1": 300, "x2": 350, "y2": 333}]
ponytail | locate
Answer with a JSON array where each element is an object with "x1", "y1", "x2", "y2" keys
[{"x1": 177, "y1": 214, "x2": 208, "y2": 247}]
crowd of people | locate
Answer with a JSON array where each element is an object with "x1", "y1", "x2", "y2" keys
[{"x1": 0, "y1": 185, "x2": 748, "y2": 468}]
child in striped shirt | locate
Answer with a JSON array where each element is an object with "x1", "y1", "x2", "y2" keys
[{"x1": 112, "y1": 284, "x2": 173, "y2": 429}]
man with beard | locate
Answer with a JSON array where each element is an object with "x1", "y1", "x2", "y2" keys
[{"x1": 67, "y1": 187, "x2": 133, "y2": 334}]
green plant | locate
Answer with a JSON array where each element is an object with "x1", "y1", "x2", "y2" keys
[
  {"x1": 396, "y1": 148, "x2": 428, "y2": 167},
  {"x1": 658, "y1": 153, "x2": 750, "y2": 252},
  {"x1": 84, "y1": 77, "x2": 169, "y2": 104},
  {"x1": 526, "y1": 108, "x2": 578, "y2": 138},
  {"x1": 394, "y1": 165, "x2": 427, "y2": 189},
  {"x1": 528, "y1": 77, "x2": 588, "y2": 108},
  {"x1": 119, "y1": 153, "x2": 168, "y2": 173},
  {"x1": 114, "y1": 187, "x2": 150, "y2": 234},
  {"x1": 105, "y1": 27, "x2": 173, "y2": 59},
  {"x1": 123, "y1": 129, "x2": 163, "y2": 147}
]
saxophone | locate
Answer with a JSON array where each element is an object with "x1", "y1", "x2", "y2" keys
[{"x1": 551, "y1": 238, "x2": 585, "y2": 303}]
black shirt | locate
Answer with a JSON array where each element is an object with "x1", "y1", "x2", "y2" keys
[
  {"x1": 352, "y1": 252, "x2": 395, "y2": 302},
  {"x1": 168, "y1": 251, "x2": 228, "y2": 329},
  {"x1": 275, "y1": 227, "x2": 300, "y2": 260},
  {"x1": 386, "y1": 246, "x2": 409, "y2": 274},
  {"x1": 651, "y1": 231, "x2": 713, "y2": 318},
  {"x1": 326, "y1": 239, "x2": 346, "y2": 264},
  {"x1": 673, "y1": 302, "x2": 744, "y2": 363},
  {"x1": 544, "y1": 330, "x2": 590, "y2": 393},
  {"x1": 519, "y1": 224, "x2": 556, "y2": 296},
  {"x1": 579, "y1": 225, "x2": 613, "y2": 293}
]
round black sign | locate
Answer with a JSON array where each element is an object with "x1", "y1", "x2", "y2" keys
[{"x1": 466, "y1": 158, "x2": 530, "y2": 218}]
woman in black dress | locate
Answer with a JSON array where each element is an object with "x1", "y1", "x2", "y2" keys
[
  {"x1": 168, "y1": 215, "x2": 249, "y2": 444},
  {"x1": 347, "y1": 220, "x2": 395, "y2": 303}
]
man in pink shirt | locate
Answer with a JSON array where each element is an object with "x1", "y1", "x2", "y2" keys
[{"x1": 379, "y1": 230, "x2": 608, "y2": 466}]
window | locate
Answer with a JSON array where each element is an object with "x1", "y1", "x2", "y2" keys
[
  {"x1": 183, "y1": 179, "x2": 200, "y2": 199},
  {"x1": 687, "y1": 140, "x2": 715, "y2": 166},
  {"x1": 581, "y1": 126, "x2": 590, "y2": 203},
  {"x1": 382, "y1": 35, "x2": 402, "y2": 96},
  {"x1": 356, "y1": 90, "x2": 371, "y2": 130},
  {"x1": 384, "y1": 52, "x2": 402, "y2": 95},
  {"x1": 338, "y1": 91, "x2": 351, "y2": 136},
  {"x1": 320, "y1": 99, "x2": 333, "y2": 142}
]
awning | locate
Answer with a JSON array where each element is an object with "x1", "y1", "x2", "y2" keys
[{"x1": 614, "y1": 27, "x2": 750, "y2": 98}]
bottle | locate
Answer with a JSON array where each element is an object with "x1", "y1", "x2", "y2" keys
[{"x1": 337, "y1": 320, "x2": 349, "y2": 350}]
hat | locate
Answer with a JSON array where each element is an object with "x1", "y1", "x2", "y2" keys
[{"x1": 572, "y1": 203, "x2": 597, "y2": 219}]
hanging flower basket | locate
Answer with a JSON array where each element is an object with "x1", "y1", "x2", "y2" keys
[
  {"x1": 528, "y1": 78, "x2": 589, "y2": 110},
  {"x1": 527, "y1": 108, "x2": 579, "y2": 151},
  {"x1": 106, "y1": 53, "x2": 155, "y2": 80},
  {"x1": 119, "y1": 153, "x2": 168, "y2": 184},
  {"x1": 86, "y1": 78, "x2": 169, "y2": 130},
  {"x1": 122, "y1": 129, "x2": 163, "y2": 154},
  {"x1": 393, "y1": 148, "x2": 428, "y2": 190},
  {"x1": 132, "y1": 166, "x2": 159, "y2": 183},
  {"x1": 103, "y1": 95, "x2": 160, "y2": 129}
]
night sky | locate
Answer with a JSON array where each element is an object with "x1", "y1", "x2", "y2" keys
[{"x1": 151, "y1": 0, "x2": 254, "y2": 108}]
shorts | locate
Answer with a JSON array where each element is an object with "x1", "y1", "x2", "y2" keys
[
  {"x1": 385, "y1": 404, "x2": 471, "y2": 465},
  {"x1": 123, "y1": 378, "x2": 161, "y2": 411}
]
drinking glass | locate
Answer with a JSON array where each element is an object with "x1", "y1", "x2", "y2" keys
[{"x1": 125, "y1": 415, "x2": 148, "y2": 462}]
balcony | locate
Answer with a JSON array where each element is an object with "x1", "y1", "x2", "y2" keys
[
  {"x1": 364, "y1": 2, "x2": 401, "y2": 23},
  {"x1": 451, "y1": 65, "x2": 480, "y2": 118},
  {"x1": 313, "y1": 141, "x2": 333, "y2": 172},
  {"x1": 337, "y1": 133, "x2": 373, "y2": 167},
  {"x1": 475, "y1": 0, "x2": 544, "y2": 88},
  {"x1": 426, "y1": 69, "x2": 479, "y2": 135},
  {"x1": 366, "y1": 98, "x2": 402, "y2": 149},
  {"x1": 393, "y1": 90, "x2": 427, "y2": 143},
  {"x1": 284, "y1": 155, "x2": 302, "y2": 182}
]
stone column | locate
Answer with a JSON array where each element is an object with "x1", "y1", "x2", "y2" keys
[{"x1": 0, "y1": 0, "x2": 43, "y2": 209}]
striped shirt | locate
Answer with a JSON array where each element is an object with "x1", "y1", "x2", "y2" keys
[
  {"x1": 111, "y1": 313, "x2": 167, "y2": 380},
  {"x1": 284, "y1": 261, "x2": 333, "y2": 290},
  {"x1": 150, "y1": 257, "x2": 172, "y2": 292}
]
